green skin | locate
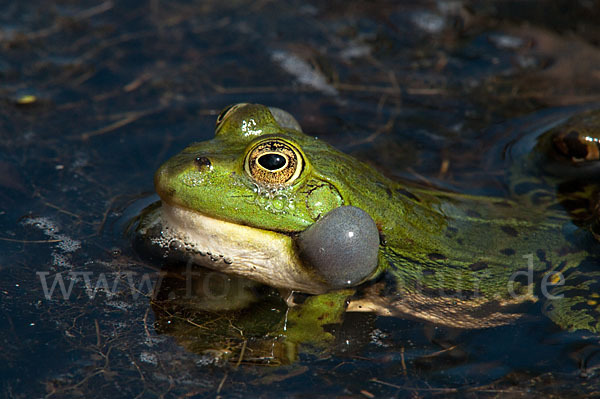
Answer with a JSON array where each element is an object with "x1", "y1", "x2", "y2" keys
[{"x1": 148, "y1": 103, "x2": 600, "y2": 356}]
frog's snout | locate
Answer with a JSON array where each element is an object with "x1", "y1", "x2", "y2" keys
[{"x1": 154, "y1": 159, "x2": 183, "y2": 202}]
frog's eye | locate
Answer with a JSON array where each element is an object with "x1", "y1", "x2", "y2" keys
[
  {"x1": 553, "y1": 129, "x2": 600, "y2": 163},
  {"x1": 216, "y1": 103, "x2": 248, "y2": 126},
  {"x1": 244, "y1": 139, "x2": 303, "y2": 186}
]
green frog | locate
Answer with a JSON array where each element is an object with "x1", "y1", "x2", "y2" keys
[{"x1": 136, "y1": 103, "x2": 600, "y2": 361}]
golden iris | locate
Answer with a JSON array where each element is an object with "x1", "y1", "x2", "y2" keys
[{"x1": 245, "y1": 139, "x2": 303, "y2": 185}]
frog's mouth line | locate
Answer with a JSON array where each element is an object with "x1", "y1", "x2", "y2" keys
[{"x1": 160, "y1": 203, "x2": 330, "y2": 294}]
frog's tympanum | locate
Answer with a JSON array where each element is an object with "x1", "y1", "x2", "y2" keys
[{"x1": 136, "y1": 103, "x2": 600, "y2": 363}]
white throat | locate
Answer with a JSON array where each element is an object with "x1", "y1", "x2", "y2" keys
[{"x1": 159, "y1": 203, "x2": 328, "y2": 294}]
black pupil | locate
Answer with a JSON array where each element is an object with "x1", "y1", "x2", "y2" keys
[{"x1": 258, "y1": 153, "x2": 286, "y2": 171}]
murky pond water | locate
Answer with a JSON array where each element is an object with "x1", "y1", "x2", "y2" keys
[{"x1": 2, "y1": 1, "x2": 600, "y2": 397}]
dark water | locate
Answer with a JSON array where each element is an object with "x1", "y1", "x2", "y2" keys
[{"x1": 2, "y1": 1, "x2": 600, "y2": 397}]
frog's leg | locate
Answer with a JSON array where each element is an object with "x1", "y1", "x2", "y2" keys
[
  {"x1": 277, "y1": 289, "x2": 355, "y2": 362},
  {"x1": 542, "y1": 265, "x2": 600, "y2": 334},
  {"x1": 151, "y1": 264, "x2": 355, "y2": 365},
  {"x1": 278, "y1": 205, "x2": 382, "y2": 360}
]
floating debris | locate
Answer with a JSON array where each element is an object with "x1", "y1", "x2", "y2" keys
[{"x1": 271, "y1": 50, "x2": 338, "y2": 95}]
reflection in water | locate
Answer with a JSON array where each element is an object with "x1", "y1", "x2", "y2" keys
[
  {"x1": 151, "y1": 264, "x2": 289, "y2": 365},
  {"x1": 150, "y1": 262, "x2": 379, "y2": 366}
]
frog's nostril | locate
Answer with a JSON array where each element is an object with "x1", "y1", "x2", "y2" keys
[{"x1": 195, "y1": 156, "x2": 212, "y2": 170}]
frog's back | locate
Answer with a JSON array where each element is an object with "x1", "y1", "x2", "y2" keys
[{"x1": 350, "y1": 108, "x2": 600, "y2": 333}]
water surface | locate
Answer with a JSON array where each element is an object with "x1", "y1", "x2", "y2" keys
[{"x1": 2, "y1": 1, "x2": 600, "y2": 397}]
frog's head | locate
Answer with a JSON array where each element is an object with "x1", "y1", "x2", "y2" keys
[{"x1": 154, "y1": 103, "x2": 381, "y2": 294}]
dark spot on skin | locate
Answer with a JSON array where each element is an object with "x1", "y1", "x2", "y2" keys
[
  {"x1": 445, "y1": 226, "x2": 458, "y2": 237},
  {"x1": 536, "y1": 249, "x2": 552, "y2": 270},
  {"x1": 500, "y1": 248, "x2": 516, "y2": 256},
  {"x1": 558, "y1": 246, "x2": 578, "y2": 256},
  {"x1": 395, "y1": 188, "x2": 420, "y2": 202},
  {"x1": 536, "y1": 249, "x2": 547, "y2": 262},
  {"x1": 557, "y1": 260, "x2": 568, "y2": 270},
  {"x1": 564, "y1": 275, "x2": 591, "y2": 289},
  {"x1": 427, "y1": 252, "x2": 447, "y2": 261},
  {"x1": 468, "y1": 261, "x2": 488, "y2": 271},
  {"x1": 195, "y1": 156, "x2": 212, "y2": 169},
  {"x1": 512, "y1": 270, "x2": 531, "y2": 286},
  {"x1": 382, "y1": 273, "x2": 398, "y2": 296},
  {"x1": 572, "y1": 302, "x2": 592, "y2": 312},
  {"x1": 571, "y1": 301, "x2": 596, "y2": 313},
  {"x1": 423, "y1": 269, "x2": 436, "y2": 276},
  {"x1": 466, "y1": 209, "x2": 482, "y2": 218},
  {"x1": 501, "y1": 226, "x2": 519, "y2": 237}
]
